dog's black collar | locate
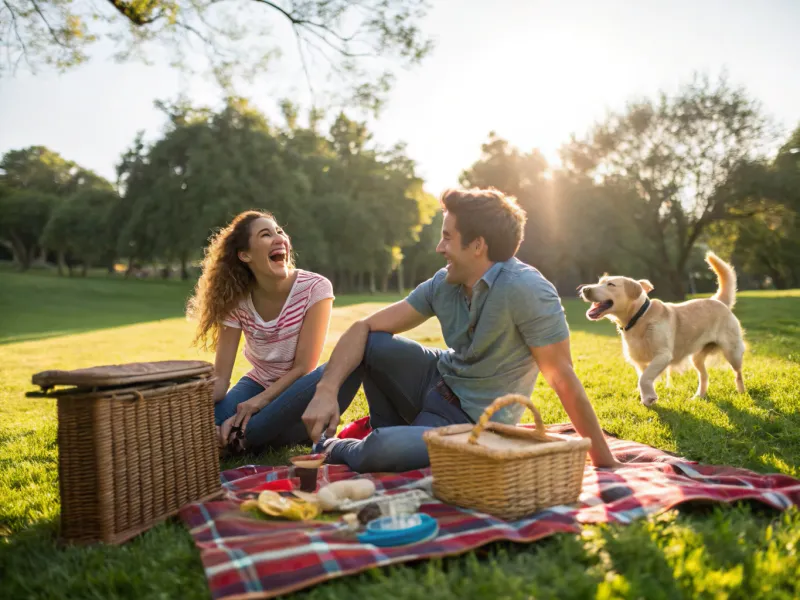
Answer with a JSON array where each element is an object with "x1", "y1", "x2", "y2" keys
[{"x1": 622, "y1": 297, "x2": 651, "y2": 332}]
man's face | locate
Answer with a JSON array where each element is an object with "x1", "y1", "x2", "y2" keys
[{"x1": 436, "y1": 212, "x2": 474, "y2": 284}]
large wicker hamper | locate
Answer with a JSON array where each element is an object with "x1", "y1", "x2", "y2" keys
[
  {"x1": 29, "y1": 360, "x2": 221, "y2": 545},
  {"x1": 423, "y1": 394, "x2": 592, "y2": 520}
]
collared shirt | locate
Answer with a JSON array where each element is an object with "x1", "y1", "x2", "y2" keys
[{"x1": 406, "y1": 257, "x2": 569, "y2": 424}]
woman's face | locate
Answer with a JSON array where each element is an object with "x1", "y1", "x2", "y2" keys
[{"x1": 239, "y1": 217, "x2": 292, "y2": 279}]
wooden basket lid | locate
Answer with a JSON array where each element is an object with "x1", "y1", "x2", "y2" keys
[
  {"x1": 423, "y1": 394, "x2": 592, "y2": 460},
  {"x1": 424, "y1": 421, "x2": 591, "y2": 460},
  {"x1": 31, "y1": 360, "x2": 213, "y2": 390}
]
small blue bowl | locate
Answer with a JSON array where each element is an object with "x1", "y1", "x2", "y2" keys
[{"x1": 358, "y1": 513, "x2": 438, "y2": 547}]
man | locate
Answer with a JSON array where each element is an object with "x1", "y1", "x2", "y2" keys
[{"x1": 302, "y1": 188, "x2": 620, "y2": 471}]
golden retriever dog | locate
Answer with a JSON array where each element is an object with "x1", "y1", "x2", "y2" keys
[{"x1": 579, "y1": 252, "x2": 746, "y2": 406}]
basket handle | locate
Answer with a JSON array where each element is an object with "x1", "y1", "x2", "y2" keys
[{"x1": 467, "y1": 394, "x2": 545, "y2": 445}]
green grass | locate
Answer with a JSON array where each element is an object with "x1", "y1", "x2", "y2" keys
[{"x1": 1, "y1": 272, "x2": 798, "y2": 599}]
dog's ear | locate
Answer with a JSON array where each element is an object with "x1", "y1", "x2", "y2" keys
[
  {"x1": 638, "y1": 279, "x2": 654, "y2": 293},
  {"x1": 624, "y1": 279, "x2": 643, "y2": 299}
]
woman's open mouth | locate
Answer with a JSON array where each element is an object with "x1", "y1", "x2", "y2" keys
[
  {"x1": 269, "y1": 249, "x2": 287, "y2": 264},
  {"x1": 587, "y1": 300, "x2": 614, "y2": 320}
]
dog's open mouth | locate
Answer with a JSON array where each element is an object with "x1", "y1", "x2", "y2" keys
[{"x1": 587, "y1": 300, "x2": 613, "y2": 320}]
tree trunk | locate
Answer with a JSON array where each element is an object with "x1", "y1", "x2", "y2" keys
[
  {"x1": 370, "y1": 271, "x2": 378, "y2": 294},
  {"x1": 396, "y1": 262, "x2": 405, "y2": 295},
  {"x1": 661, "y1": 268, "x2": 686, "y2": 301},
  {"x1": 180, "y1": 252, "x2": 190, "y2": 280},
  {"x1": 57, "y1": 250, "x2": 66, "y2": 276},
  {"x1": 81, "y1": 262, "x2": 88, "y2": 277},
  {"x1": 768, "y1": 268, "x2": 788, "y2": 290},
  {"x1": 9, "y1": 235, "x2": 30, "y2": 271}
]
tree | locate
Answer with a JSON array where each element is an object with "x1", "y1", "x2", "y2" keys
[
  {"x1": 116, "y1": 97, "x2": 433, "y2": 287},
  {"x1": 0, "y1": 188, "x2": 57, "y2": 269},
  {"x1": 0, "y1": 0, "x2": 433, "y2": 111},
  {"x1": 0, "y1": 146, "x2": 112, "y2": 269},
  {"x1": 717, "y1": 125, "x2": 800, "y2": 289},
  {"x1": 560, "y1": 73, "x2": 773, "y2": 299},
  {"x1": 41, "y1": 188, "x2": 121, "y2": 275}
]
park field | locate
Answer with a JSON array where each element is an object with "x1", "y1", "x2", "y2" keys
[{"x1": 1, "y1": 270, "x2": 798, "y2": 599}]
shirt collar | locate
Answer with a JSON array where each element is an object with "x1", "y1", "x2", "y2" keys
[{"x1": 479, "y1": 260, "x2": 507, "y2": 288}]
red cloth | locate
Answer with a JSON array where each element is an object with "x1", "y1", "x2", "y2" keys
[
  {"x1": 180, "y1": 424, "x2": 800, "y2": 600},
  {"x1": 337, "y1": 416, "x2": 372, "y2": 440}
]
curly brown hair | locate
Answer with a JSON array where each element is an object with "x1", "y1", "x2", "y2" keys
[{"x1": 187, "y1": 210, "x2": 294, "y2": 350}]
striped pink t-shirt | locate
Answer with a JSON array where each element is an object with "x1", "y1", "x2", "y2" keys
[{"x1": 222, "y1": 270, "x2": 334, "y2": 388}]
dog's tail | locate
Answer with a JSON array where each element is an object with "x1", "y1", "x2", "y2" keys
[{"x1": 706, "y1": 251, "x2": 737, "y2": 308}]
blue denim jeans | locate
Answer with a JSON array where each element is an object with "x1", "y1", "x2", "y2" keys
[
  {"x1": 215, "y1": 365, "x2": 363, "y2": 450},
  {"x1": 328, "y1": 332, "x2": 473, "y2": 473}
]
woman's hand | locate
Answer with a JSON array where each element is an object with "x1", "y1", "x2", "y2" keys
[
  {"x1": 233, "y1": 398, "x2": 263, "y2": 434},
  {"x1": 218, "y1": 397, "x2": 262, "y2": 451}
]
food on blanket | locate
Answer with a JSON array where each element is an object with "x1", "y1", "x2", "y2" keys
[
  {"x1": 250, "y1": 490, "x2": 321, "y2": 521},
  {"x1": 317, "y1": 479, "x2": 377, "y2": 511},
  {"x1": 291, "y1": 453, "x2": 326, "y2": 492},
  {"x1": 240, "y1": 499, "x2": 261, "y2": 512},
  {"x1": 357, "y1": 503, "x2": 382, "y2": 525},
  {"x1": 341, "y1": 513, "x2": 360, "y2": 531},
  {"x1": 290, "y1": 453, "x2": 325, "y2": 469},
  {"x1": 292, "y1": 490, "x2": 319, "y2": 504},
  {"x1": 296, "y1": 467, "x2": 319, "y2": 492}
]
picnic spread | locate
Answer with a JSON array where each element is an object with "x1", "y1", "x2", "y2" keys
[{"x1": 181, "y1": 424, "x2": 800, "y2": 600}]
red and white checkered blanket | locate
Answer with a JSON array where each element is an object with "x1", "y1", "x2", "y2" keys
[{"x1": 180, "y1": 425, "x2": 800, "y2": 600}]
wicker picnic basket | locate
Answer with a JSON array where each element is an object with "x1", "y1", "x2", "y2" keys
[
  {"x1": 29, "y1": 360, "x2": 220, "y2": 545},
  {"x1": 423, "y1": 394, "x2": 591, "y2": 520}
]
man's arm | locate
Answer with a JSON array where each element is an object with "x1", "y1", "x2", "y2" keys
[
  {"x1": 301, "y1": 300, "x2": 429, "y2": 442},
  {"x1": 530, "y1": 339, "x2": 620, "y2": 468}
]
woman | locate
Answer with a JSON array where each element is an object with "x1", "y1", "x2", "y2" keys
[{"x1": 188, "y1": 210, "x2": 361, "y2": 453}]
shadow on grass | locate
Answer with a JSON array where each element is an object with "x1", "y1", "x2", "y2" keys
[{"x1": 652, "y1": 387, "x2": 800, "y2": 476}]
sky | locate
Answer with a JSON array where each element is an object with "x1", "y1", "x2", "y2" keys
[{"x1": 1, "y1": 0, "x2": 798, "y2": 196}]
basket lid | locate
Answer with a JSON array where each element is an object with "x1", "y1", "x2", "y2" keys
[
  {"x1": 424, "y1": 422, "x2": 592, "y2": 460},
  {"x1": 31, "y1": 360, "x2": 213, "y2": 390}
]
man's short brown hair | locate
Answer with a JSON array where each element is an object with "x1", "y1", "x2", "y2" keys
[{"x1": 440, "y1": 187, "x2": 527, "y2": 262}]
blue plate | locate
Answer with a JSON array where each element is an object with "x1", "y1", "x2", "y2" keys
[{"x1": 357, "y1": 513, "x2": 438, "y2": 547}]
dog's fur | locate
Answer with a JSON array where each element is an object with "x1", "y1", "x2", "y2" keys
[{"x1": 579, "y1": 252, "x2": 746, "y2": 406}]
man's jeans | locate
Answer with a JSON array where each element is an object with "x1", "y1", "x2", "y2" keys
[{"x1": 328, "y1": 332, "x2": 474, "y2": 473}]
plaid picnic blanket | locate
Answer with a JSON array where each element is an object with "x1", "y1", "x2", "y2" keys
[{"x1": 180, "y1": 425, "x2": 800, "y2": 600}]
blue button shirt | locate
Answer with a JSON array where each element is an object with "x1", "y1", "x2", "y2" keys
[{"x1": 406, "y1": 257, "x2": 570, "y2": 424}]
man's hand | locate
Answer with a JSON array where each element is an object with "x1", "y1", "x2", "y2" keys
[{"x1": 302, "y1": 386, "x2": 340, "y2": 443}]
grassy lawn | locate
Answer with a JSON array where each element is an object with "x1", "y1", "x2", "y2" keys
[{"x1": 1, "y1": 270, "x2": 798, "y2": 599}]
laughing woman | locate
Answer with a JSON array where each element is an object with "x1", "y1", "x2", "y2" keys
[{"x1": 188, "y1": 210, "x2": 361, "y2": 454}]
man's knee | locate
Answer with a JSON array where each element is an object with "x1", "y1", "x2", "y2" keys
[
  {"x1": 347, "y1": 427, "x2": 430, "y2": 473},
  {"x1": 363, "y1": 331, "x2": 395, "y2": 369}
]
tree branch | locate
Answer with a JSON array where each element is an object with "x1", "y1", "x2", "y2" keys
[
  {"x1": 29, "y1": 0, "x2": 69, "y2": 49},
  {"x1": 2, "y1": 0, "x2": 32, "y2": 71},
  {"x1": 293, "y1": 24, "x2": 315, "y2": 103},
  {"x1": 104, "y1": 0, "x2": 164, "y2": 26}
]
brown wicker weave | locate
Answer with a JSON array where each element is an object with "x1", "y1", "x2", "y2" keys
[
  {"x1": 423, "y1": 394, "x2": 591, "y2": 520},
  {"x1": 32, "y1": 361, "x2": 220, "y2": 545}
]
